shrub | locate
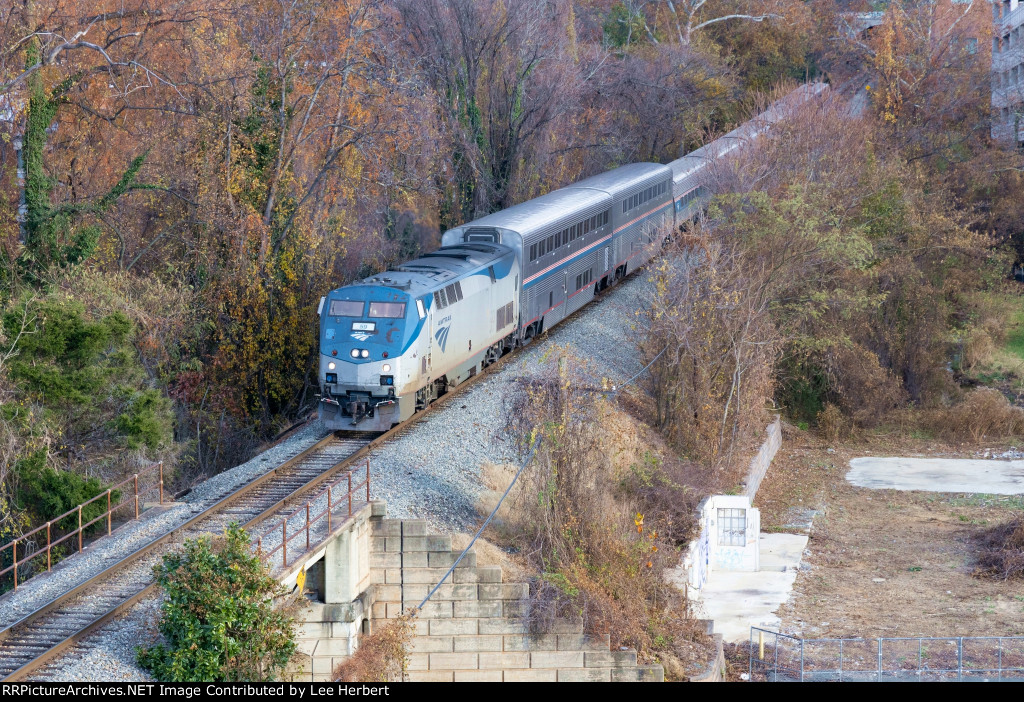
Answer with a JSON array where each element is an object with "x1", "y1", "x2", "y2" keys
[
  {"x1": 501, "y1": 352, "x2": 709, "y2": 670},
  {"x1": 13, "y1": 449, "x2": 113, "y2": 533},
  {"x1": 972, "y1": 518, "x2": 1024, "y2": 580},
  {"x1": 924, "y1": 388, "x2": 1024, "y2": 443},
  {"x1": 3, "y1": 295, "x2": 173, "y2": 454},
  {"x1": 333, "y1": 614, "x2": 411, "y2": 682},
  {"x1": 816, "y1": 403, "x2": 846, "y2": 444},
  {"x1": 137, "y1": 524, "x2": 297, "y2": 682}
]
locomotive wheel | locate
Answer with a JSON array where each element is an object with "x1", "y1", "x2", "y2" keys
[{"x1": 482, "y1": 343, "x2": 502, "y2": 367}]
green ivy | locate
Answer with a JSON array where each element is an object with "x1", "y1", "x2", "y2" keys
[
  {"x1": 137, "y1": 525, "x2": 297, "y2": 682},
  {"x1": 19, "y1": 52, "x2": 154, "y2": 280}
]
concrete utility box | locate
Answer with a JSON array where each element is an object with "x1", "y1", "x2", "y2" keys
[
  {"x1": 682, "y1": 495, "x2": 761, "y2": 592},
  {"x1": 704, "y1": 495, "x2": 760, "y2": 572}
]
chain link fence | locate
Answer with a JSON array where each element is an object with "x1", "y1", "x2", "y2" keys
[{"x1": 750, "y1": 627, "x2": 1024, "y2": 682}]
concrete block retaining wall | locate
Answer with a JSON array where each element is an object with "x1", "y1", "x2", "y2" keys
[
  {"x1": 689, "y1": 634, "x2": 725, "y2": 682},
  {"x1": 742, "y1": 417, "x2": 781, "y2": 500},
  {"x1": 366, "y1": 514, "x2": 664, "y2": 683}
]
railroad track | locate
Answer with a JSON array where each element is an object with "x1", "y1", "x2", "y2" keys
[
  {"x1": 0, "y1": 271, "x2": 625, "y2": 682},
  {"x1": 0, "y1": 430, "x2": 380, "y2": 681}
]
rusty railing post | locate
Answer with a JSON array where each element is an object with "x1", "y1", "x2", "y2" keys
[
  {"x1": 305, "y1": 503, "x2": 310, "y2": 550},
  {"x1": 12, "y1": 540, "x2": 16, "y2": 590},
  {"x1": 327, "y1": 487, "x2": 332, "y2": 532},
  {"x1": 365, "y1": 459, "x2": 370, "y2": 501},
  {"x1": 282, "y1": 521, "x2": 287, "y2": 568},
  {"x1": 257, "y1": 536, "x2": 262, "y2": 558},
  {"x1": 78, "y1": 505, "x2": 83, "y2": 552},
  {"x1": 348, "y1": 472, "x2": 352, "y2": 517},
  {"x1": 107, "y1": 489, "x2": 112, "y2": 535},
  {"x1": 159, "y1": 462, "x2": 164, "y2": 504},
  {"x1": 134, "y1": 474, "x2": 139, "y2": 519},
  {"x1": 46, "y1": 521, "x2": 51, "y2": 571}
]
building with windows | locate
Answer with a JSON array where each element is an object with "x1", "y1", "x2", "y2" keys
[{"x1": 994, "y1": 0, "x2": 1024, "y2": 140}]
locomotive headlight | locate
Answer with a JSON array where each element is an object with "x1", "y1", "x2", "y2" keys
[
  {"x1": 360, "y1": 349, "x2": 369, "y2": 358},
  {"x1": 382, "y1": 363, "x2": 391, "y2": 373},
  {"x1": 350, "y1": 349, "x2": 360, "y2": 358},
  {"x1": 328, "y1": 361, "x2": 336, "y2": 370}
]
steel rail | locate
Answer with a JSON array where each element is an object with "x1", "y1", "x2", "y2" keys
[
  {"x1": 0, "y1": 335, "x2": 527, "y2": 682},
  {"x1": 0, "y1": 431, "x2": 374, "y2": 681}
]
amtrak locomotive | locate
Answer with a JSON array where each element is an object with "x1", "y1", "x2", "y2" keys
[{"x1": 317, "y1": 84, "x2": 828, "y2": 431}]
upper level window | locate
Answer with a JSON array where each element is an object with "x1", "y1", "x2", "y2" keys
[
  {"x1": 368, "y1": 302, "x2": 406, "y2": 318},
  {"x1": 329, "y1": 300, "x2": 364, "y2": 317}
]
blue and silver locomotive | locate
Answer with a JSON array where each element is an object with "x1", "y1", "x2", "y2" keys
[{"x1": 318, "y1": 84, "x2": 828, "y2": 431}]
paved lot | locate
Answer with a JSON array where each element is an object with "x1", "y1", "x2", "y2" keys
[{"x1": 847, "y1": 457, "x2": 1024, "y2": 495}]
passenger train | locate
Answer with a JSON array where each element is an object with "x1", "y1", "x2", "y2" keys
[{"x1": 317, "y1": 83, "x2": 828, "y2": 431}]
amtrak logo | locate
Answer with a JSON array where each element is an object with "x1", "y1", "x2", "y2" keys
[
  {"x1": 434, "y1": 324, "x2": 451, "y2": 353},
  {"x1": 351, "y1": 332, "x2": 372, "y2": 342}
]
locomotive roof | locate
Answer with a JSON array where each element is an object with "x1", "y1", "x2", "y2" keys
[{"x1": 359, "y1": 242, "x2": 512, "y2": 294}]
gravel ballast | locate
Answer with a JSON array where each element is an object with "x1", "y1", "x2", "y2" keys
[
  {"x1": 0, "y1": 421, "x2": 330, "y2": 629},
  {"x1": 29, "y1": 270, "x2": 657, "y2": 681}
]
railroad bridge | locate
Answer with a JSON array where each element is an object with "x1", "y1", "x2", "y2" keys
[{"x1": 270, "y1": 498, "x2": 662, "y2": 682}]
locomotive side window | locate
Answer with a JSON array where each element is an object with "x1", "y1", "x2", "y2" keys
[
  {"x1": 416, "y1": 299, "x2": 426, "y2": 319},
  {"x1": 368, "y1": 302, "x2": 406, "y2": 318},
  {"x1": 329, "y1": 300, "x2": 364, "y2": 317}
]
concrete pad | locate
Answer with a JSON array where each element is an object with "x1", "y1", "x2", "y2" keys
[
  {"x1": 695, "y1": 533, "x2": 808, "y2": 643},
  {"x1": 759, "y1": 533, "x2": 808, "y2": 572},
  {"x1": 847, "y1": 457, "x2": 1024, "y2": 495}
]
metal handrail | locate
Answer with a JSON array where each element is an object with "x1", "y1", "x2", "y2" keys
[
  {"x1": 0, "y1": 462, "x2": 164, "y2": 589},
  {"x1": 255, "y1": 459, "x2": 370, "y2": 569}
]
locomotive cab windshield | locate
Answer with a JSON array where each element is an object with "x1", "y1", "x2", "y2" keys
[{"x1": 319, "y1": 284, "x2": 428, "y2": 430}]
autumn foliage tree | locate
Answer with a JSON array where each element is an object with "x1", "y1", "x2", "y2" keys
[
  {"x1": 864, "y1": 0, "x2": 992, "y2": 163},
  {"x1": 668, "y1": 88, "x2": 1007, "y2": 437}
]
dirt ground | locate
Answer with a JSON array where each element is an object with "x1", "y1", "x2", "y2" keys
[{"x1": 756, "y1": 426, "x2": 1024, "y2": 641}]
